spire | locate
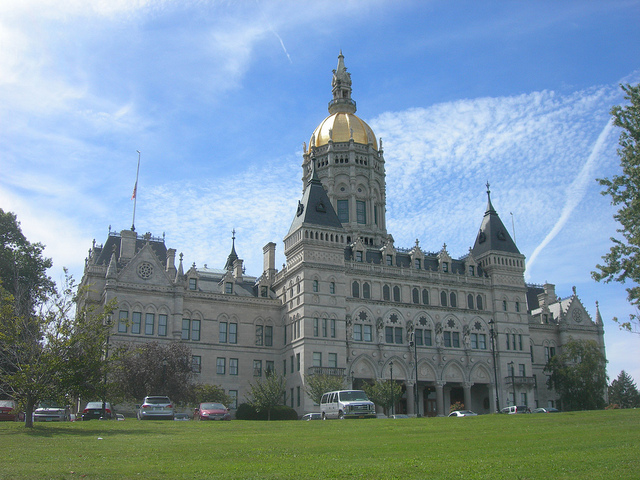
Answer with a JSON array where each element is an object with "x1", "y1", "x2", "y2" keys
[
  {"x1": 329, "y1": 51, "x2": 356, "y2": 115},
  {"x1": 595, "y1": 301, "x2": 603, "y2": 326},
  {"x1": 472, "y1": 182, "x2": 520, "y2": 256},
  {"x1": 224, "y1": 230, "x2": 239, "y2": 271},
  {"x1": 106, "y1": 251, "x2": 117, "y2": 279}
]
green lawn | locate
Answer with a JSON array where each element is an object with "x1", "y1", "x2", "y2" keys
[{"x1": 1, "y1": 410, "x2": 638, "y2": 479}]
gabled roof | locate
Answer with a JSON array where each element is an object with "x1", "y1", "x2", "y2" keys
[
  {"x1": 288, "y1": 163, "x2": 343, "y2": 235},
  {"x1": 472, "y1": 184, "x2": 520, "y2": 257}
]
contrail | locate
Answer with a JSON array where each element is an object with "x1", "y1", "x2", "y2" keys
[
  {"x1": 526, "y1": 119, "x2": 614, "y2": 276},
  {"x1": 272, "y1": 29, "x2": 292, "y2": 64}
]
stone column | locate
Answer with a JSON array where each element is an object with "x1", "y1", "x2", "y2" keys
[
  {"x1": 436, "y1": 381, "x2": 445, "y2": 417},
  {"x1": 463, "y1": 382, "x2": 473, "y2": 411},
  {"x1": 406, "y1": 381, "x2": 415, "y2": 416}
]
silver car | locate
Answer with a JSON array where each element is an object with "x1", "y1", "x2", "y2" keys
[
  {"x1": 137, "y1": 396, "x2": 175, "y2": 420},
  {"x1": 34, "y1": 401, "x2": 70, "y2": 422}
]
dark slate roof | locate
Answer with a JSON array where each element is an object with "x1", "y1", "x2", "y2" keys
[
  {"x1": 288, "y1": 165, "x2": 343, "y2": 235},
  {"x1": 471, "y1": 189, "x2": 520, "y2": 257},
  {"x1": 526, "y1": 285, "x2": 544, "y2": 313},
  {"x1": 92, "y1": 232, "x2": 167, "y2": 267},
  {"x1": 224, "y1": 236, "x2": 239, "y2": 271}
]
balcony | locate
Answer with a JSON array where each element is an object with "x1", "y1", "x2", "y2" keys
[
  {"x1": 504, "y1": 375, "x2": 536, "y2": 386},
  {"x1": 307, "y1": 367, "x2": 346, "y2": 377}
]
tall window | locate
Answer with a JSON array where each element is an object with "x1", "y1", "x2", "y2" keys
[
  {"x1": 266, "y1": 361, "x2": 274, "y2": 376},
  {"x1": 219, "y1": 322, "x2": 227, "y2": 343},
  {"x1": 383, "y1": 285, "x2": 390, "y2": 301},
  {"x1": 265, "y1": 326, "x2": 273, "y2": 346},
  {"x1": 328, "y1": 353, "x2": 337, "y2": 368},
  {"x1": 330, "y1": 319, "x2": 336, "y2": 338},
  {"x1": 253, "y1": 360, "x2": 262, "y2": 377},
  {"x1": 440, "y1": 292, "x2": 447, "y2": 307},
  {"x1": 144, "y1": 313, "x2": 156, "y2": 335},
  {"x1": 118, "y1": 310, "x2": 128, "y2": 333},
  {"x1": 412, "y1": 288, "x2": 419, "y2": 304},
  {"x1": 229, "y1": 322, "x2": 237, "y2": 344},
  {"x1": 363, "y1": 324, "x2": 372, "y2": 342},
  {"x1": 442, "y1": 262, "x2": 449, "y2": 272},
  {"x1": 450, "y1": 292, "x2": 457, "y2": 308},
  {"x1": 414, "y1": 258, "x2": 421, "y2": 269},
  {"x1": 132, "y1": 312, "x2": 141, "y2": 334},
  {"x1": 363, "y1": 282, "x2": 371, "y2": 299},
  {"x1": 313, "y1": 352, "x2": 322, "y2": 367},
  {"x1": 191, "y1": 319, "x2": 200, "y2": 341},
  {"x1": 374, "y1": 205, "x2": 378, "y2": 225},
  {"x1": 313, "y1": 279, "x2": 319, "y2": 292},
  {"x1": 386, "y1": 255, "x2": 393, "y2": 266},
  {"x1": 296, "y1": 353, "x2": 301, "y2": 371},
  {"x1": 476, "y1": 295, "x2": 483, "y2": 310},
  {"x1": 353, "y1": 324, "x2": 362, "y2": 341},
  {"x1": 422, "y1": 289, "x2": 429, "y2": 305},
  {"x1": 385, "y1": 326, "x2": 403, "y2": 344},
  {"x1": 255, "y1": 325, "x2": 264, "y2": 346},
  {"x1": 467, "y1": 294, "x2": 474, "y2": 309},
  {"x1": 225, "y1": 282, "x2": 233, "y2": 294},
  {"x1": 191, "y1": 356, "x2": 201, "y2": 373},
  {"x1": 337, "y1": 200, "x2": 349, "y2": 223},
  {"x1": 352, "y1": 281, "x2": 360, "y2": 298},
  {"x1": 314, "y1": 318, "x2": 319, "y2": 337},
  {"x1": 330, "y1": 282, "x2": 336, "y2": 294},
  {"x1": 189, "y1": 278, "x2": 197, "y2": 290},
  {"x1": 228, "y1": 391, "x2": 238, "y2": 409},
  {"x1": 261, "y1": 285, "x2": 268, "y2": 297},
  {"x1": 393, "y1": 286, "x2": 401, "y2": 302},
  {"x1": 158, "y1": 314, "x2": 167, "y2": 336},
  {"x1": 356, "y1": 200, "x2": 366, "y2": 224},
  {"x1": 217, "y1": 357, "x2": 226, "y2": 375},
  {"x1": 182, "y1": 319, "x2": 190, "y2": 340},
  {"x1": 229, "y1": 358, "x2": 238, "y2": 375}
]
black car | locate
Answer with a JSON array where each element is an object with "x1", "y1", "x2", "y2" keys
[{"x1": 81, "y1": 401, "x2": 114, "y2": 420}]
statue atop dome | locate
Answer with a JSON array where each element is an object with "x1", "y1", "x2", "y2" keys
[{"x1": 329, "y1": 51, "x2": 356, "y2": 115}]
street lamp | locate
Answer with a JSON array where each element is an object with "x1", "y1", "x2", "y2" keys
[
  {"x1": 508, "y1": 361, "x2": 516, "y2": 406},
  {"x1": 102, "y1": 316, "x2": 112, "y2": 419},
  {"x1": 389, "y1": 360, "x2": 394, "y2": 416},
  {"x1": 410, "y1": 332, "x2": 419, "y2": 417},
  {"x1": 489, "y1": 319, "x2": 500, "y2": 412},
  {"x1": 350, "y1": 370, "x2": 354, "y2": 389}
]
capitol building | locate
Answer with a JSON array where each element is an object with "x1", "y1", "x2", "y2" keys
[{"x1": 79, "y1": 53, "x2": 605, "y2": 416}]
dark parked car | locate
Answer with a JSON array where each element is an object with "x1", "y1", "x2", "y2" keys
[
  {"x1": 34, "y1": 402, "x2": 70, "y2": 422},
  {"x1": 137, "y1": 396, "x2": 175, "y2": 420},
  {"x1": 194, "y1": 402, "x2": 231, "y2": 421},
  {"x1": 0, "y1": 400, "x2": 18, "y2": 421},
  {"x1": 81, "y1": 401, "x2": 114, "y2": 420}
]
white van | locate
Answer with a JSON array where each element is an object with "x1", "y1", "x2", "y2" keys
[{"x1": 320, "y1": 390, "x2": 376, "y2": 419}]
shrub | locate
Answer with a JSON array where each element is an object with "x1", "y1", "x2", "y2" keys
[{"x1": 449, "y1": 401, "x2": 464, "y2": 413}]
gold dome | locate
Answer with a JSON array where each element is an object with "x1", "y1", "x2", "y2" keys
[{"x1": 310, "y1": 112, "x2": 378, "y2": 150}]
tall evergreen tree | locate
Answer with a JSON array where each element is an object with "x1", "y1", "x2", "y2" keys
[
  {"x1": 608, "y1": 370, "x2": 640, "y2": 408},
  {"x1": 593, "y1": 84, "x2": 640, "y2": 333}
]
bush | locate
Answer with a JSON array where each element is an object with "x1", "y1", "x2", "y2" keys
[
  {"x1": 235, "y1": 403, "x2": 298, "y2": 420},
  {"x1": 449, "y1": 401, "x2": 464, "y2": 413}
]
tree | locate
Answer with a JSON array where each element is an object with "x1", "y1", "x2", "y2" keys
[
  {"x1": 362, "y1": 379, "x2": 402, "y2": 416},
  {"x1": 0, "y1": 273, "x2": 114, "y2": 427},
  {"x1": 593, "y1": 84, "x2": 640, "y2": 334},
  {"x1": 108, "y1": 341, "x2": 195, "y2": 404},
  {"x1": 0, "y1": 209, "x2": 54, "y2": 316},
  {"x1": 304, "y1": 373, "x2": 345, "y2": 405},
  {"x1": 247, "y1": 372, "x2": 286, "y2": 421},
  {"x1": 544, "y1": 338, "x2": 608, "y2": 411},
  {"x1": 608, "y1": 370, "x2": 640, "y2": 408}
]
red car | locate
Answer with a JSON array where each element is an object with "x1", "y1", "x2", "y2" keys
[
  {"x1": 0, "y1": 400, "x2": 18, "y2": 421},
  {"x1": 194, "y1": 402, "x2": 231, "y2": 421}
]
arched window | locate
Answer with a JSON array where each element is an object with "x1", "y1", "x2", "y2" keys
[
  {"x1": 422, "y1": 289, "x2": 429, "y2": 305},
  {"x1": 467, "y1": 294, "x2": 474, "y2": 309},
  {"x1": 450, "y1": 292, "x2": 457, "y2": 308},
  {"x1": 476, "y1": 295, "x2": 483, "y2": 310},
  {"x1": 312, "y1": 280, "x2": 318, "y2": 292},
  {"x1": 330, "y1": 282, "x2": 336, "y2": 294},
  {"x1": 352, "y1": 281, "x2": 360, "y2": 298},
  {"x1": 393, "y1": 286, "x2": 401, "y2": 302},
  {"x1": 363, "y1": 282, "x2": 371, "y2": 299},
  {"x1": 383, "y1": 285, "x2": 390, "y2": 301},
  {"x1": 412, "y1": 288, "x2": 419, "y2": 304},
  {"x1": 440, "y1": 291, "x2": 447, "y2": 307}
]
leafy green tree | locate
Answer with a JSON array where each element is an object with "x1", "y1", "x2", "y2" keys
[
  {"x1": 544, "y1": 338, "x2": 608, "y2": 411},
  {"x1": 247, "y1": 372, "x2": 286, "y2": 421},
  {"x1": 0, "y1": 273, "x2": 114, "y2": 427},
  {"x1": 362, "y1": 380, "x2": 402, "y2": 416},
  {"x1": 593, "y1": 84, "x2": 640, "y2": 334},
  {"x1": 0, "y1": 209, "x2": 54, "y2": 316},
  {"x1": 304, "y1": 373, "x2": 345, "y2": 405},
  {"x1": 608, "y1": 370, "x2": 640, "y2": 408},
  {"x1": 108, "y1": 341, "x2": 195, "y2": 404},
  {"x1": 190, "y1": 384, "x2": 233, "y2": 407}
]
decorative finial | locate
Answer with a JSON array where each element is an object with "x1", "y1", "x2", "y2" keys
[
  {"x1": 486, "y1": 181, "x2": 491, "y2": 194},
  {"x1": 572, "y1": 286, "x2": 577, "y2": 295}
]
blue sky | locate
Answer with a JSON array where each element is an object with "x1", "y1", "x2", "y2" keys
[{"x1": 1, "y1": 0, "x2": 639, "y2": 384}]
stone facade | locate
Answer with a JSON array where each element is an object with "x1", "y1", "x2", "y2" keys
[{"x1": 79, "y1": 53, "x2": 605, "y2": 416}]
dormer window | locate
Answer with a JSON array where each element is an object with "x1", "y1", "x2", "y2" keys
[
  {"x1": 414, "y1": 259, "x2": 421, "y2": 269},
  {"x1": 386, "y1": 255, "x2": 393, "y2": 266},
  {"x1": 356, "y1": 251, "x2": 363, "y2": 262},
  {"x1": 469, "y1": 265, "x2": 475, "y2": 276},
  {"x1": 225, "y1": 282, "x2": 233, "y2": 294},
  {"x1": 442, "y1": 262, "x2": 449, "y2": 272},
  {"x1": 189, "y1": 278, "x2": 197, "y2": 290},
  {"x1": 260, "y1": 286, "x2": 268, "y2": 297}
]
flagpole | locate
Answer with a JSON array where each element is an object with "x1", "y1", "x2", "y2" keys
[{"x1": 131, "y1": 150, "x2": 140, "y2": 231}]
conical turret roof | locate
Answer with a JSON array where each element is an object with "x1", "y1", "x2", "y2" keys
[{"x1": 472, "y1": 183, "x2": 520, "y2": 257}]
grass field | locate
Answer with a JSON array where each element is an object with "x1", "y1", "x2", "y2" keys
[{"x1": 1, "y1": 409, "x2": 638, "y2": 479}]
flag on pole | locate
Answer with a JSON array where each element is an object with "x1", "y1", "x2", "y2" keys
[{"x1": 131, "y1": 182, "x2": 137, "y2": 200}]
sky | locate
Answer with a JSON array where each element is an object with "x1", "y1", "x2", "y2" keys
[{"x1": 1, "y1": 0, "x2": 639, "y2": 385}]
